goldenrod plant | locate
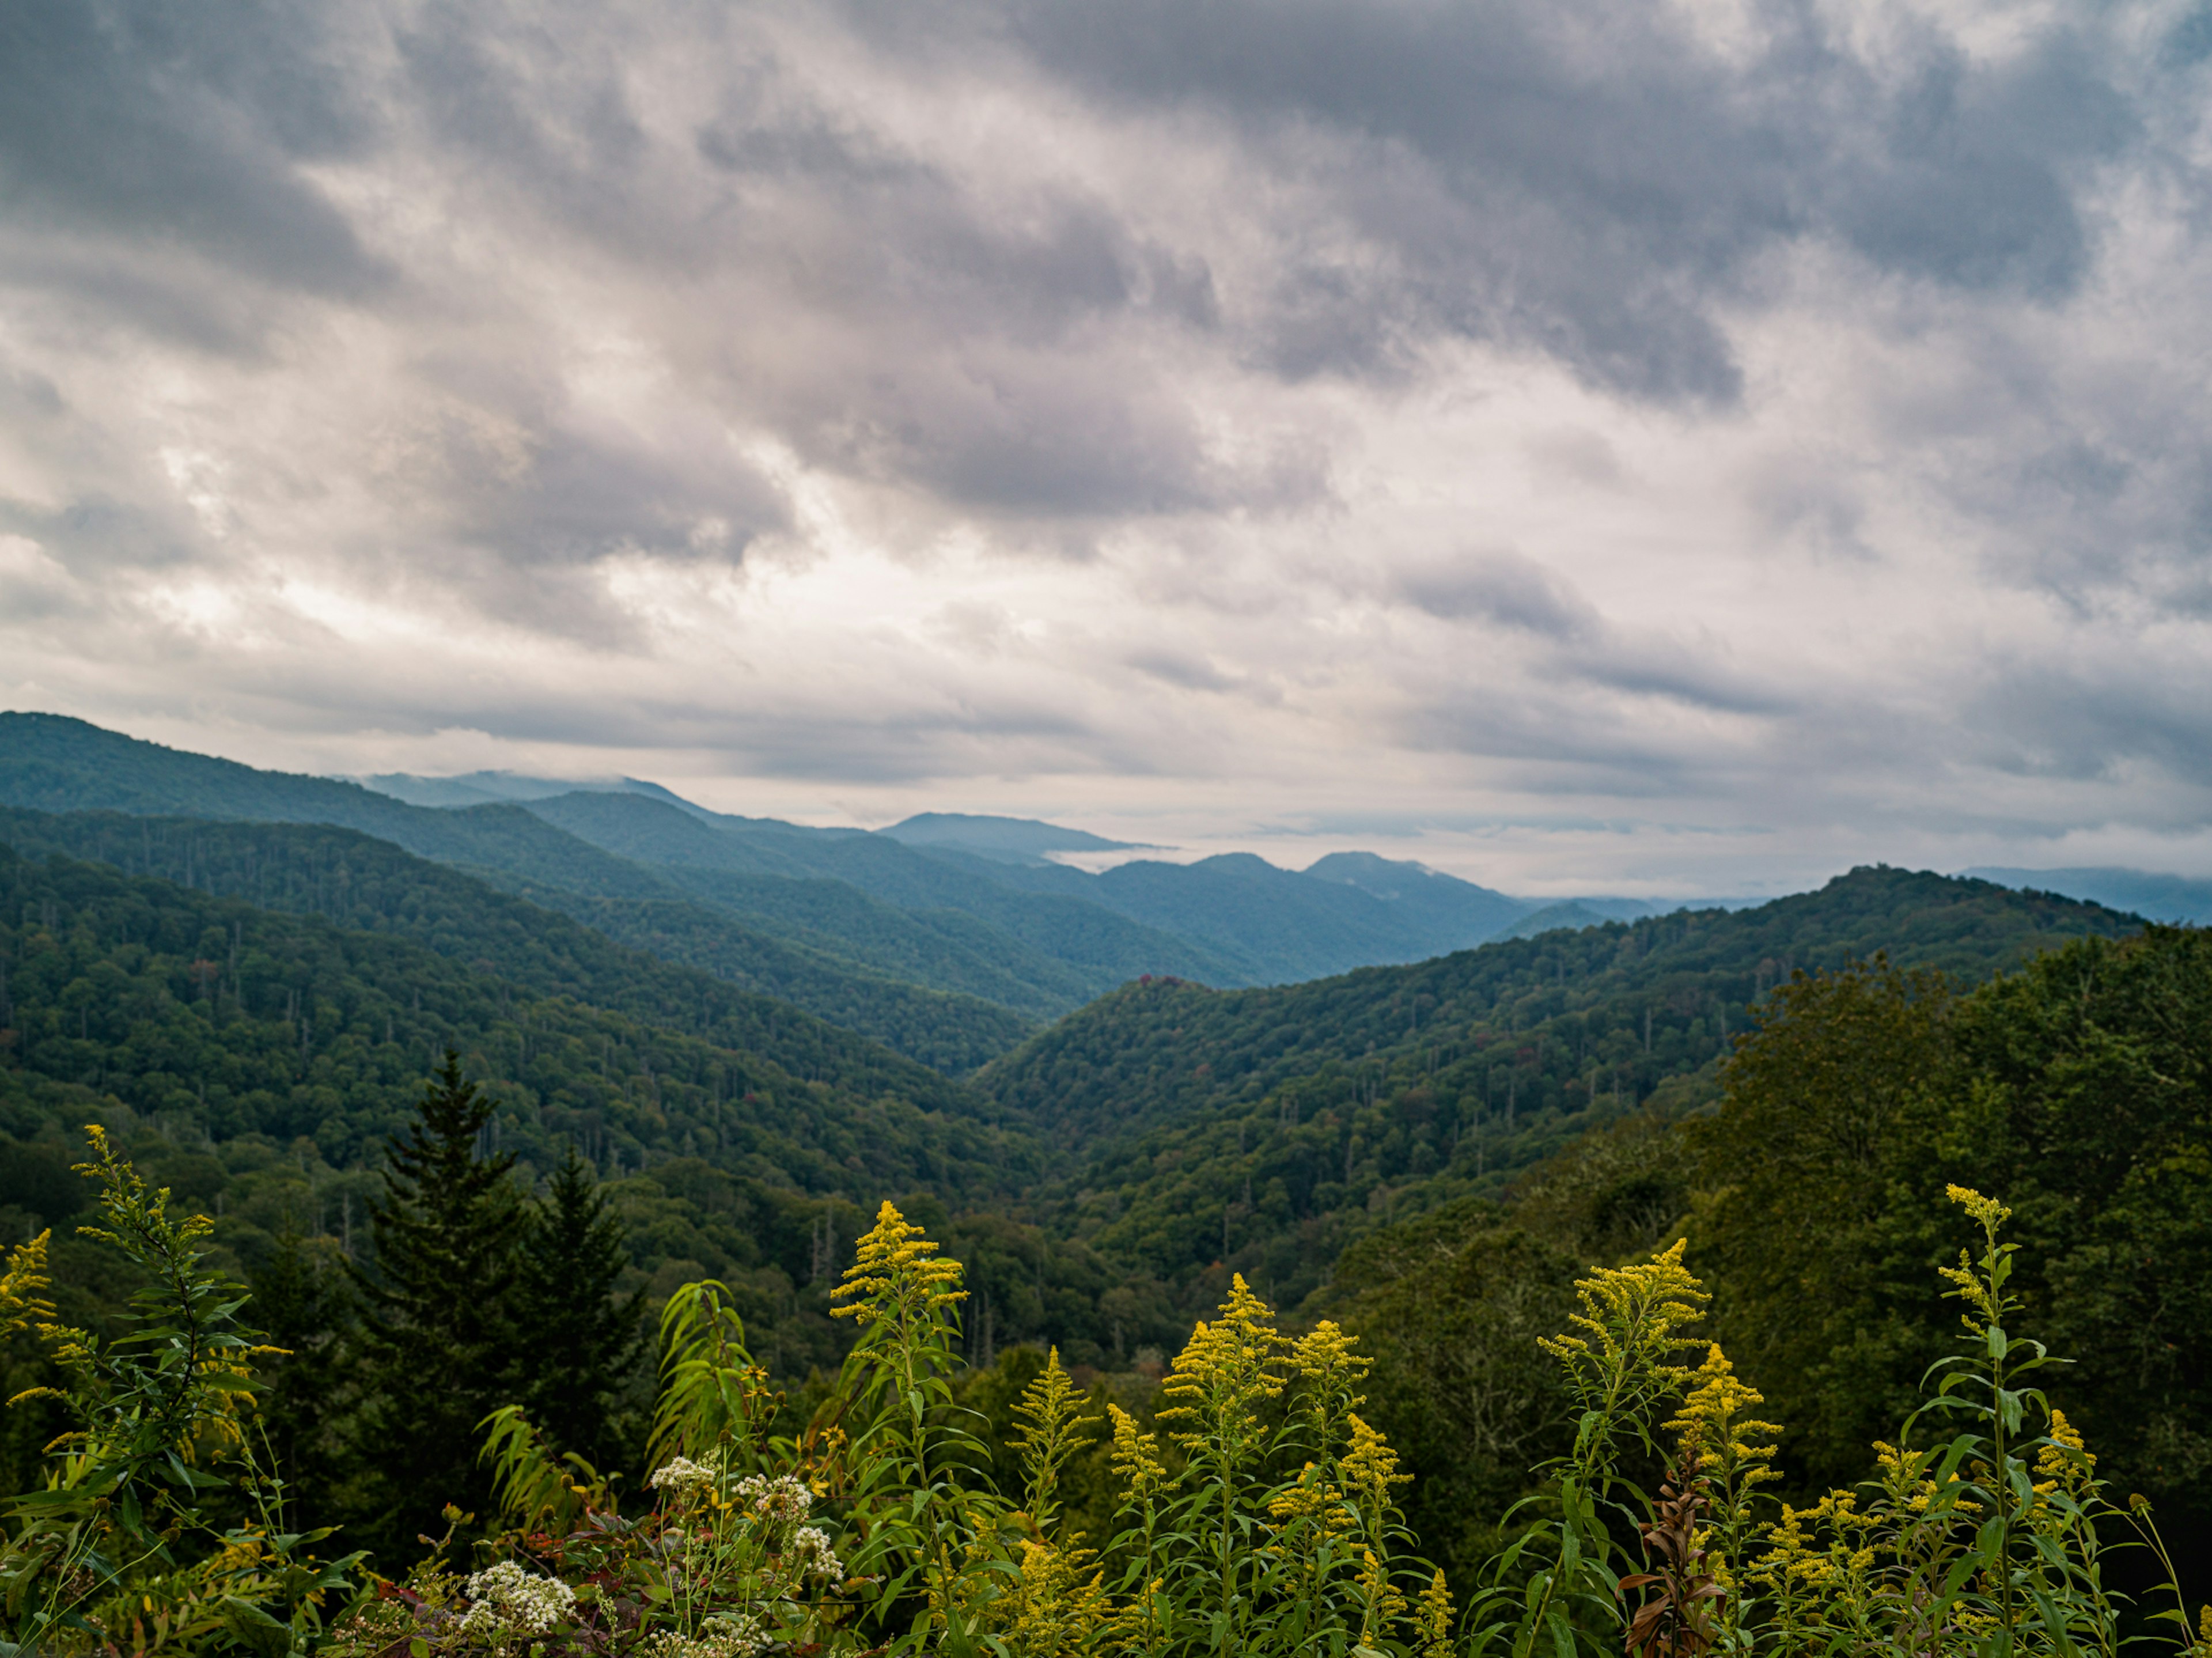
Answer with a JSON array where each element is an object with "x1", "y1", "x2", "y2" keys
[
  {"x1": 1468, "y1": 1239, "x2": 1713, "y2": 1658},
  {"x1": 1661, "y1": 1345, "x2": 1779, "y2": 1650},
  {"x1": 1729, "y1": 1184, "x2": 2195, "y2": 1658},
  {"x1": 0, "y1": 1127, "x2": 362, "y2": 1656},
  {"x1": 828, "y1": 1199, "x2": 1008, "y2": 1651},
  {"x1": 1122, "y1": 1277, "x2": 1423, "y2": 1657}
]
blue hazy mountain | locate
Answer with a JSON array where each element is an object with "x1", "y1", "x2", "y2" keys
[
  {"x1": 1963, "y1": 866, "x2": 2212, "y2": 926},
  {"x1": 880, "y1": 812, "x2": 1138, "y2": 864},
  {"x1": 359, "y1": 771, "x2": 704, "y2": 813}
]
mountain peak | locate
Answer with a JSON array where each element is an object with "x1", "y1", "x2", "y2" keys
[{"x1": 879, "y1": 812, "x2": 1135, "y2": 860}]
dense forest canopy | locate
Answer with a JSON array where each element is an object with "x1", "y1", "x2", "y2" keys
[{"x1": 986, "y1": 866, "x2": 2138, "y2": 1316}]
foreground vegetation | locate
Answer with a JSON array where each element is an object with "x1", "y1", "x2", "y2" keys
[{"x1": 3, "y1": 1130, "x2": 2203, "y2": 1656}]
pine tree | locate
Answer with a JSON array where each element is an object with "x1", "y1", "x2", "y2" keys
[
  {"x1": 347, "y1": 1050, "x2": 525, "y2": 1559},
  {"x1": 517, "y1": 1145, "x2": 641, "y2": 1469},
  {"x1": 249, "y1": 1222, "x2": 350, "y2": 1534}
]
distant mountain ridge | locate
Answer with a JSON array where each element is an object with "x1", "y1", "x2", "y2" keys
[
  {"x1": 1964, "y1": 866, "x2": 2212, "y2": 926},
  {"x1": 25, "y1": 714, "x2": 2168, "y2": 1079},
  {"x1": 0, "y1": 716, "x2": 1628, "y2": 1035},
  {"x1": 0, "y1": 805, "x2": 1033, "y2": 1074},
  {"x1": 880, "y1": 812, "x2": 1139, "y2": 863},
  {"x1": 357, "y1": 771, "x2": 703, "y2": 812}
]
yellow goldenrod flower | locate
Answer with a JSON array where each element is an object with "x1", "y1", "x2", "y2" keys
[
  {"x1": 1416, "y1": 1567, "x2": 1455, "y2": 1658},
  {"x1": 1342, "y1": 1414, "x2": 1411, "y2": 1520},
  {"x1": 988, "y1": 1538, "x2": 1109, "y2": 1658},
  {"x1": 828, "y1": 1201, "x2": 965, "y2": 1327},
  {"x1": 1160, "y1": 1274, "x2": 1283, "y2": 1464},
  {"x1": 1014, "y1": 1348, "x2": 1099, "y2": 1540},
  {"x1": 1357, "y1": 1546, "x2": 1409, "y2": 1643},
  {"x1": 1540, "y1": 1240, "x2": 1710, "y2": 1475},
  {"x1": 0, "y1": 1229, "x2": 54, "y2": 1339},
  {"x1": 1945, "y1": 1183, "x2": 2012, "y2": 1233},
  {"x1": 1107, "y1": 1403, "x2": 1166, "y2": 1504}
]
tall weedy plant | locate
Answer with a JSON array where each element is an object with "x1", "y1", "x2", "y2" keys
[
  {"x1": 1743, "y1": 1185, "x2": 2206, "y2": 1658},
  {"x1": 828, "y1": 1201, "x2": 1005, "y2": 1652},
  {"x1": 1468, "y1": 1239, "x2": 1711, "y2": 1658},
  {"x1": 0, "y1": 1127, "x2": 361, "y2": 1657},
  {"x1": 1118, "y1": 1275, "x2": 1425, "y2": 1657}
]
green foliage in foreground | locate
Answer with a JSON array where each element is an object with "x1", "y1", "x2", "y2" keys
[
  {"x1": 0, "y1": 1133, "x2": 361, "y2": 1656},
  {"x1": 13, "y1": 1138, "x2": 2205, "y2": 1658}
]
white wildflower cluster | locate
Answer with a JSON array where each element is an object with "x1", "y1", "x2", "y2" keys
[
  {"x1": 634, "y1": 1615, "x2": 767, "y2": 1658},
  {"x1": 791, "y1": 1524, "x2": 843, "y2": 1583},
  {"x1": 457, "y1": 1559, "x2": 576, "y2": 1648},
  {"x1": 734, "y1": 1473, "x2": 812, "y2": 1523},
  {"x1": 702, "y1": 1612, "x2": 770, "y2": 1655},
  {"x1": 647, "y1": 1456, "x2": 719, "y2": 1500}
]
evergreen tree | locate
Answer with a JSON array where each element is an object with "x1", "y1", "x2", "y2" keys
[
  {"x1": 517, "y1": 1145, "x2": 641, "y2": 1468},
  {"x1": 347, "y1": 1051, "x2": 525, "y2": 1559},
  {"x1": 249, "y1": 1222, "x2": 350, "y2": 1534}
]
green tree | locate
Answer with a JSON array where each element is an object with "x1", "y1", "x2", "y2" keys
[
  {"x1": 516, "y1": 1145, "x2": 641, "y2": 1469},
  {"x1": 1686, "y1": 955, "x2": 1954, "y2": 1489},
  {"x1": 347, "y1": 1051, "x2": 525, "y2": 1561},
  {"x1": 248, "y1": 1223, "x2": 351, "y2": 1534},
  {"x1": 1690, "y1": 933, "x2": 2212, "y2": 1524}
]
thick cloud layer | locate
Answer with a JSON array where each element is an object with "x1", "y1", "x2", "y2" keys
[{"x1": 2, "y1": 0, "x2": 2209, "y2": 891}]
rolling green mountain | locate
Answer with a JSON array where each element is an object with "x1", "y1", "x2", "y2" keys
[
  {"x1": 0, "y1": 712, "x2": 672, "y2": 896},
  {"x1": 0, "y1": 819, "x2": 2166, "y2": 1415},
  {"x1": 0, "y1": 838, "x2": 1079, "y2": 1386},
  {"x1": 4, "y1": 714, "x2": 1738, "y2": 1032},
  {"x1": 0, "y1": 839, "x2": 1027, "y2": 1201},
  {"x1": 516, "y1": 790, "x2": 1248, "y2": 993},
  {"x1": 0, "y1": 717, "x2": 1255, "y2": 1022},
  {"x1": 1304, "y1": 850, "x2": 1532, "y2": 943},
  {"x1": 980, "y1": 866, "x2": 2142, "y2": 1315},
  {"x1": 0, "y1": 805, "x2": 1030, "y2": 1074}
]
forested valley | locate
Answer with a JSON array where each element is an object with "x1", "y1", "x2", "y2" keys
[{"x1": 0, "y1": 725, "x2": 2205, "y2": 1655}]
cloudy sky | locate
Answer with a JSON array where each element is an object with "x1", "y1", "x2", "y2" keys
[{"x1": 4, "y1": 0, "x2": 2211, "y2": 894}]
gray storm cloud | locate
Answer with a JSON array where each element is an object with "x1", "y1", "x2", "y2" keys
[{"x1": 1, "y1": 0, "x2": 2209, "y2": 886}]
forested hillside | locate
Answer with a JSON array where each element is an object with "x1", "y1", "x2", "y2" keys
[
  {"x1": 0, "y1": 807, "x2": 1031, "y2": 1073},
  {"x1": 1329, "y1": 927, "x2": 2212, "y2": 1589},
  {"x1": 985, "y1": 866, "x2": 2141, "y2": 1317},
  {"x1": 0, "y1": 842, "x2": 1070, "y2": 1378}
]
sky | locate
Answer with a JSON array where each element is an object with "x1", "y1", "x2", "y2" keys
[{"x1": 4, "y1": 0, "x2": 2211, "y2": 896}]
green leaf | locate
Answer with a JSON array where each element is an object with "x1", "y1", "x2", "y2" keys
[{"x1": 217, "y1": 1596, "x2": 292, "y2": 1658}]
